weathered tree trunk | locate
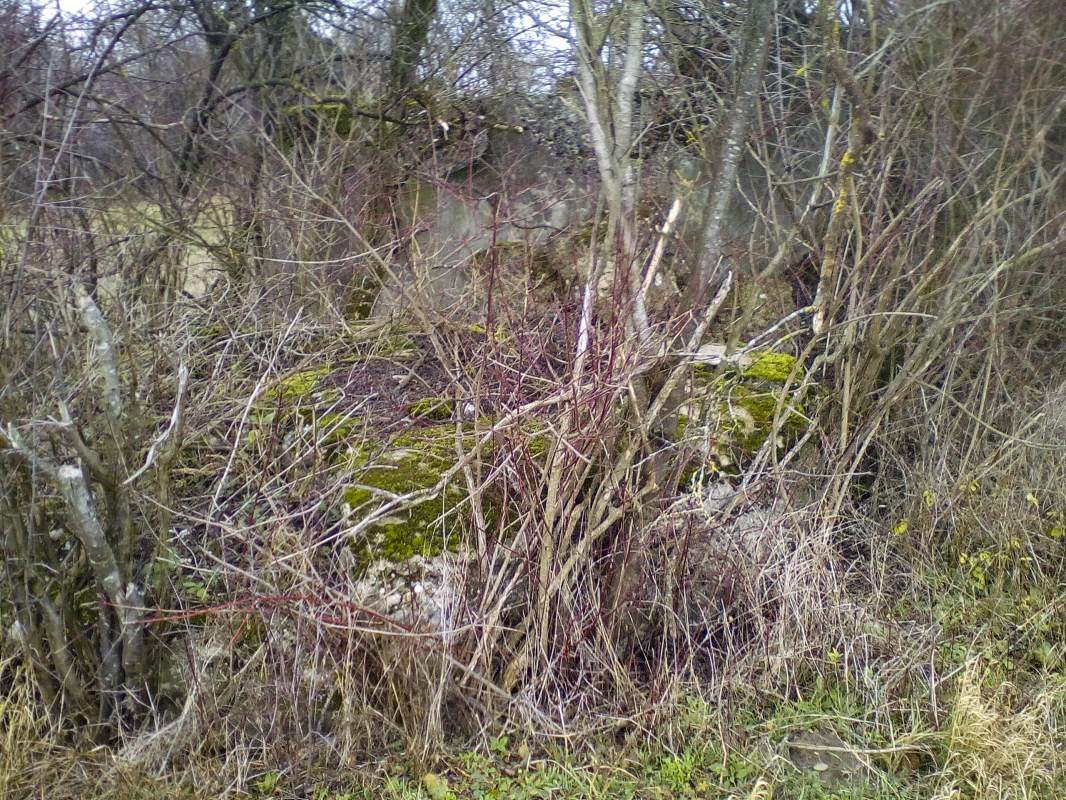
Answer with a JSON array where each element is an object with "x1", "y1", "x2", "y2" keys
[
  {"x1": 389, "y1": 0, "x2": 439, "y2": 99},
  {"x1": 687, "y1": 0, "x2": 774, "y2": 309},
  {"x1": 1, "y1": 283, "x2": 187, "y2": 725}
]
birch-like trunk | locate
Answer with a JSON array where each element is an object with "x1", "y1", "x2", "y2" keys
[
  {"x1": 571, "y1": 0, "x2": 648, "y2": 360},
  {"x1": 0, "y1": 282, "x2": 183, "y2": 719},
  {"x1": 688, "y1": 0, "x2": 774, "y2": 308}
]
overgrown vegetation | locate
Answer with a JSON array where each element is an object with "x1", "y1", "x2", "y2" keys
[{"x1": 1, "y1": 0, "x2": 1065, "y2": 797}]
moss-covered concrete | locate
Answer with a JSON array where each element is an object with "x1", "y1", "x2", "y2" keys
[
  {"x1": 255, "y1": 344, "x2": 808, "y2": 576},
  {"x1": 337, "y1": 418, "x2": 552, "y2": 571},
  {"x1": 741, "y1": 351, "x2": 799, "y2": 384},
  {"x1": 266, "y1": 366, "x2": 337, "y2": 407},
  {"x1": 406, "y1": 397, "x2": 454, "y2": 420},
  {"x1": 341, "y1": 424, "x2": 483, "y2": 568},
  {"x1": 686, "y1": 350, "x2": 809, "y2": 470}
]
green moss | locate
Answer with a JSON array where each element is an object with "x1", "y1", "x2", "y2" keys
[
  {"x1": 683, "y1": 351, "x2": 810, "y2": 474},
  {"x1": 406, "y1": 397, "x2": 454, "y2": 420},
  {"x1": 375, "y1": 333, "x2": 419, "y2": 357},
  {"x1": 248, "y1": 366, "x2": 343, "y2": 447},
  {"x1": 338, "y1": 419, "x2": 549, "y2": 569},
  {"x1": 195, "y1": 322, "x2": 227, "y2": 342},
  {"x1": 720, "y1": 384, "x2": 806, "y2": 451},
  {"x1": 268, "y1": 366, "x2": 334, "y2": 405},
  {"x1": 693, "y1": 350, "x2": 798, "y2": 385},
  {"x1": 742, "y1": 351, "x2": 797, "y2": 384},
  {"x1": 692, "y1": 362, "x2": 718, "y2": 383},
  {"x1": 313, "y1": 411, "x2": 362, "y2": 447},
  {"x1": 341, "y1": 424, "x2": 483, "y2": 567},
  {"x1": 526, "y1": 431, "x2": 551, "y2": 459},
  {"x1": 344, "y1": 484, "x2": 461, "y2": 563},
  {"x1": 345, "y1": 276, "x2": 380, "y2": 320}
]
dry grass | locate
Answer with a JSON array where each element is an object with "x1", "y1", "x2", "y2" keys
[
  {"x1": 938, "y1": 663, "x2": 1065, "y2": 799},
  {"x1": 0, "y1": 657, "x2": 47, "y2": 798},
  {"x1": 3, "y1": 1, "x2": 1066, "y2": 797}
]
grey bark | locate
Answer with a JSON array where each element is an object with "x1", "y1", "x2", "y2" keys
[
  {"x1": 389, "y1": 0, "x2": 440, "y2": 98},
  {"x1": 689, "y1": 0, "x2": 774, "y2": 307},
  {"x1": 571, "y1": 0, "x2": 649, "y2": 355}
]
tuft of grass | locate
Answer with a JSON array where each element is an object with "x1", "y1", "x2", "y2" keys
[
  {"x1": 0, "y1": 657, "x2": 48, "y2": 798},
  {"x1": 939, "y1": 662, "x2": 1065, "y2": 799}
]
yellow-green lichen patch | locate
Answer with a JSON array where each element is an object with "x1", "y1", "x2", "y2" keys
[
  {"x1": 308, "y1": 411, "x2": 363, "y2": 448},
  {"x1": 742, "y1": 351, "x2": 798, "y2": 384},
  {"x1": 683, "y1": 352, "x2": 811, "y2": 471},
  {"x1": 266, "y1": 365, "x2": 337, "y2": 406},
  {"x1": 407, "y1": 397, "x2": 454, "y2": 420},
  {"x1": 341, "y1": 424, "x2": 485, "y2": 567}
]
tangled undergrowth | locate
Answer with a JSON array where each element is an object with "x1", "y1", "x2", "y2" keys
[
  {"x1": 3, "y1": 1, "x2": 1066, "y2": 798},
  {"x1": 2, "y1": 302, "x2": 1064, "y2": 800}
]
